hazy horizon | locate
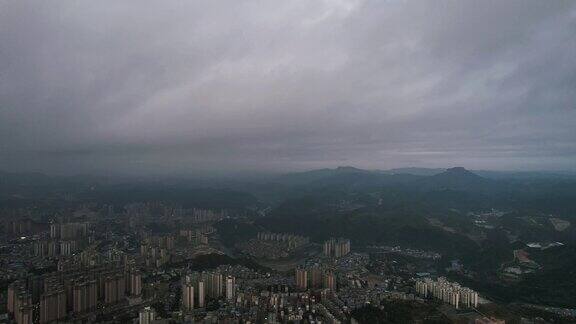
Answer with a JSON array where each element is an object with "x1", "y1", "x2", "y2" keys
[
  {"x1": 2, "y1": 164, "x2": 576, "y2": 180},
  {"x1": 1, "y1": 1, "x2": 575, "y2": 175}
]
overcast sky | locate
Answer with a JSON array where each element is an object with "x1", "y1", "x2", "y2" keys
[{"x1": 1, "y1": 0, "x2": 575, "y2": 175}]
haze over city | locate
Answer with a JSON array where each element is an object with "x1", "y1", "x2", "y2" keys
[
  {"x1": 1, "y1": 0, "x2": 575, "y2": 175},
  {"x1": 2, "y1": 2, "x2": 576, "y2": 324}
]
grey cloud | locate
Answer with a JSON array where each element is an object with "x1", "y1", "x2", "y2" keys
[{"x1": 0, "y1": 0, "x2": 575, "y2": 175}]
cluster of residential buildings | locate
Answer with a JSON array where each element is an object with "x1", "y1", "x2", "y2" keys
[
  {"x1": 368, "y1": 245, "x2": 442, "y2": 260},
  {"x1": 237, "y1": 233, "x2": 311, "y2": 260},
  {"x1": 181, "y1": 270, "x2": 236, "y2": 311},
  {"x1": 4, "y1": 202, "x2": 562, "y2": 324},
  {"x1": 178, "y1": 228, "x2": 210, "y2": 245},
  {"x1": 140, "y1": 235, "x2": 175, "y2": 268},
  {"x1": 323, "y1": 238, "x2": 351, "y2": 258},
  {"x1": 295, "y1": 266, "x2": 336, "y2": 291},
  {"x1": 7, "y1": 264, "x2": 143, "y2": 324},
  {"x1": 415, "y1": 277, "x2": 479, "y2": 309},
  {"x1": 256, "y1": 232, "x2": 309, "y2": 249}
]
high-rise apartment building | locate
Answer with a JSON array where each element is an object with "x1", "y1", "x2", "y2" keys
[
  {"x1": 225, "y1": 276, "x2": 236, "y2": 301},
  {"x1": 323, "y1": 238, "x2": 351, "y2": 258},
  {"x1": 14, "y1": 292, "x2": 33, "y2": 324},
  {"x1": 295, "y1": 267, "x2": 308, "y2": 290},
  {"x1": 309, "y1": 266, "x2": 323, "y2": 289},
  {"x1": 197, "y1": 280, "x2": 205, "y2": 308},
  {"x1": 7, "y1": 281, "x2": 26, "y2": 316},
  {"x1": 73, "y1": 280, "x2": 98, "y2": 313},
  {"x1": 40, "y1": 287, "x2": 67, "y2": 323},
  {"x1": 104, "y1": 274, "x2": 126, "y2": 304},
  {"x1": 323, "y1": 271, "x2": 336, "y2": 291},
  {"x1": 206, "y1": 272, "x2": 223, "y2": 298},
  {"x1": 182, "y1": 282, "x2": 195, "y2": 312},
  {"x1": 129, "y1": 270, "x2": 142, "y2": 296},
  {"x1": 139, "y1": 306, "x2": 156, "y2": 324}
]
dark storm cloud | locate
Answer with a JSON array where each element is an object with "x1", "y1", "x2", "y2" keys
[{"x1": 1, "y1": 0, "x2": 575, "y2": 174}]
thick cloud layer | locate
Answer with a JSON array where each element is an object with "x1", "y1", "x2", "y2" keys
[{"x1": 1, "y1": 0, "x2": 575, "y2": 175}]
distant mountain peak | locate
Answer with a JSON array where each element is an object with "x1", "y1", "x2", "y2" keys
[
  {"x1": 445, "y1": 167, "x2": 475, "y2": 175},
  {"x1": 419, "y1": 166, "x2": 490, "y2": 190},
  {"x1": 335, "y1": 166, "x2": 366, "y2": 172},
  {"x1": 436, "y1": 167, "x2": 483, "y2": 179}
]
